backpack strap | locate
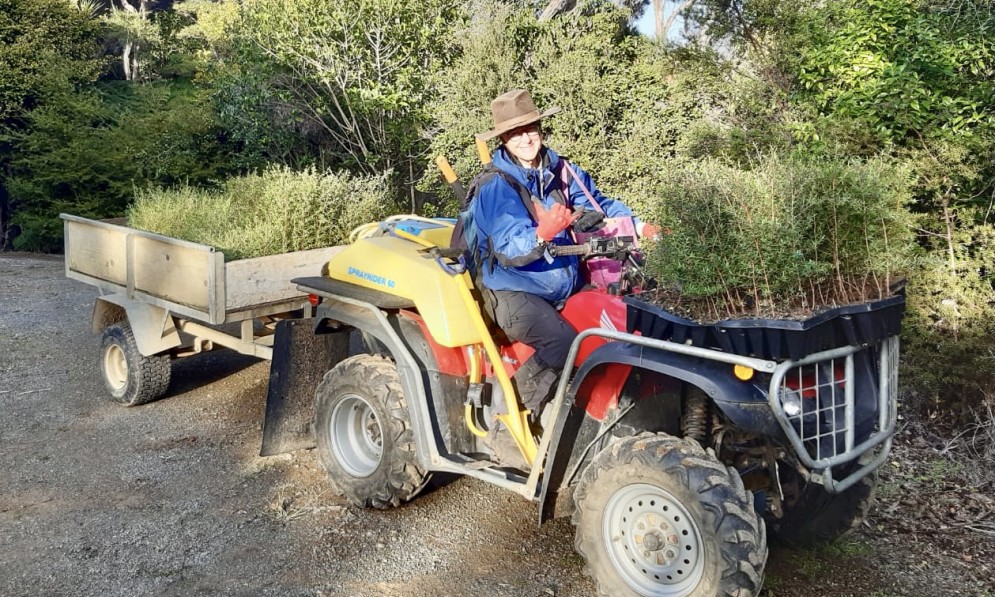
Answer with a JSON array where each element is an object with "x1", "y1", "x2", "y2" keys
[
  {"x1": 561, "y1": 160, "x2": 605, "y2": 214},
  {"x1": 493, "y1": 170, "x2": 539, "y2": 221}
]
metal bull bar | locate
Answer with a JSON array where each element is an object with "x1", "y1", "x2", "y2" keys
[
  {"x1": 529, "y1": 328, "x2": 897, "y2": 498},
  {"x1": 767, "y1": 336, "x2": 899, "y2": 493}
]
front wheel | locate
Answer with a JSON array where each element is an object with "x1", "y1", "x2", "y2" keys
[
  {"x1": 314, "y1": 354, "x2": 429, "y2": 508},
  {"x1": 99, "y1": 322, "x2": 171, "y2": 406},
  {"x1": 573, "y1": 433, "x2": 767, "y2": 597}
]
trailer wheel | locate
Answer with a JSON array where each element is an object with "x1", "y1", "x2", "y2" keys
[
  {"x1": 314, "y1": 354, "x2": 429, "y2": 509},
  {"x1": 99, "y1": 322, "x2": 171, "y2": 406},
  {"x1": 573, "y1": 433, "x2": 766, "y2": 597},
  {"x1": 769, "y1": 465, "x2": 877, "y2": 548}
]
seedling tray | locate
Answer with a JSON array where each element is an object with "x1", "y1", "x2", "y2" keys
[{"x1": 624, "y1": 294, "x2": 905, "y2": 361}]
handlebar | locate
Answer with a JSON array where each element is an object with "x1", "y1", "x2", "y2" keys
[{"x1": 550, "y1": 235, "x2": 637, "y2": 258}]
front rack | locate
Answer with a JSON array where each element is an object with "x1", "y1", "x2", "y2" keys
[{"x1": 767, "y1": 336, "x2": 899, "y2": 492}]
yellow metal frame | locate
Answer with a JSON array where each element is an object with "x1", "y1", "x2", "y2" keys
[
  {"x1": 450, "y1": 271, "x2": 537, "y2": 465},
  {"x1": 334, "y1": 216, "x2": 537, "y2": 466}
]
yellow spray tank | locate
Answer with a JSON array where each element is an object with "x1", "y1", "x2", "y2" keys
[{"x1": 323, "y1": 214, "x2": 538, "y2": 465}]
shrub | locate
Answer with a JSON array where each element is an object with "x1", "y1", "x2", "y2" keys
[
  {"x1": 641, "y1": 153, "x2": 916, "y2": 320},
  {"x1": 901, "y1": 218, "x2": 995, "y2": 417},
  {"x1": 128, "y1": 165, "x2": 395, "y2": 260}
]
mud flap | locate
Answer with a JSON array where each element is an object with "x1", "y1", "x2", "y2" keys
[{"x1": 260, "y1": 318, "x2": 350, "y2": 456}]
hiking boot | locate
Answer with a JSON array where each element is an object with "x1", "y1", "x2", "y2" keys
[{"x1": 512, "y1": 356, "x2": 560, "y2": 431}]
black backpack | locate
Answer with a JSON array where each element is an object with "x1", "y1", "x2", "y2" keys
[{"x1": 449, "y1": 163, "x2": 540, "y2": 276}]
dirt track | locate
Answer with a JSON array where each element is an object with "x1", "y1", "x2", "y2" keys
[{"x1": 1, "y1": 253, "x2": 992, "y2": 596}]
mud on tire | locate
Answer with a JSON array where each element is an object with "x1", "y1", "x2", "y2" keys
[
  {"x1": 314, "y1": 354, "x2": 429, "y2": 509},
  {"x1": 99, "y1": 322, "x2": 171, "y2": 406},
  {"x1": 573, "y1": 433, "x2": 767, "y2": 597}
]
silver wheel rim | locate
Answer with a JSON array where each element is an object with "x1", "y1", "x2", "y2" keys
[
  {"x1": 329, "y1": 394, "x2": 383, "y2": 477},
  {"x1": 103, "y1": 344, "x2": 128, "y2": 393},
  {"x1": 603, "y1": 483, "x2": 705, "y2": 596}
]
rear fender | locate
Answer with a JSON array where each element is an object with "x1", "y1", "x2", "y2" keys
[
  {"x1": 261, "y1": 296, "x2": 435, "y2": 468},
  {"x1": 92, "y1": 295, "x2": 181, "y2": 356},
  {"x1": 538, "y1": 341, "x2": 769, "y2": 523}
]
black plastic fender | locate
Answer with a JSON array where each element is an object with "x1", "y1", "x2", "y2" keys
[
  {"x1": 260, "y1": 298, "x2": 426, "y2": 458},
  {"x1": 260, "y1": 318, "x2": 350, "y2": 456},
  {"x1": 538, "y1": 341, "x2": 774, "y2": 523}
]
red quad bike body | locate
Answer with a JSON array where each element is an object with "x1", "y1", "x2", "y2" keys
[{"x1": 396, "y1": 287, "x2": 634, "y2": 424}]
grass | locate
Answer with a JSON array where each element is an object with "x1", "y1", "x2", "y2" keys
[
  {"x1": 267, "y1": 485, "x2": 312, "y2": 523},
  {"x1": 128, "y1": 165, "x2": 396, "y2": 260}
]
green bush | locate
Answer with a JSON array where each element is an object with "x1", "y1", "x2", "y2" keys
[
  {"x1": 128, "y1": 165, "x2": 396, "y2": 260},
  {"x1": 901, "y1": 217, "x2": 995, "y2": 417},
  {"x1": 424, "y1": 1, "x2": 681, "y2": 214},
  {"x1": 642, "y1": 153, "x2": 916, "y2": 320}
]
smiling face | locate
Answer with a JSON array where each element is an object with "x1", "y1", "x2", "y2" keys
[{"x1": 501, "y1": 123, "x2": 543, "y2": 168}]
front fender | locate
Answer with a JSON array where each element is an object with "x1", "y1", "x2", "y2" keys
[
  {"x1": 575, "y1": 341, "x2": 769, "y2": 418},
  {"x1": 538, "y1": 341, "x2": 774, "y2": 523}
]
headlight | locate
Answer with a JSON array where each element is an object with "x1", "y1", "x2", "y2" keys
[{"x1": 780, "y1": 387, "x2": 803, "y2": 417}]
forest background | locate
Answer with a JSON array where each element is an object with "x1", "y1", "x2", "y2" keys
[{"x1": 2, "y1": 0, "x2": 994, "y2": 436}]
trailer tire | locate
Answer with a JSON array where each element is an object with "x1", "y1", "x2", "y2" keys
[
  {"x1": 99, "y1": 322, "x2": 171, "y2": 406},
  {"x1": 769, "y1": 466, "x2": 877, "y2": 548},
  {"x1": 314, "y1": 354, "x2": 428, "y2": 509},
  {"x1": 573, "y1": 433, "x2": 766, "y2": 597}
]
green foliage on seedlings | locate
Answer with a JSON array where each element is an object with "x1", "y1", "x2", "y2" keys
[
  {"x1": 641, "y1": 153, "x2": 916, "y2": 320},
  {"x1": 127, "y1": 166, "x2": 396, "y2": 260}
]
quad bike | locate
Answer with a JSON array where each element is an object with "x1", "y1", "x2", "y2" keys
[{"x1": 262, "y1": 200, "x2": 903, "y2": 596}]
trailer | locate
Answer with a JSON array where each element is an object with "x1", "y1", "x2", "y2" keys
[{"x1": 61, "y1": 214, "x2": 341, "y2": 410}]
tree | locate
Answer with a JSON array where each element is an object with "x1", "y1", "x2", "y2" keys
[
  {"x1": 0, "y1": 0, "x2": 102, "y2": 248},
  {"x1": 651, "y1": 0, "x2": 695, "y2": 40},
  {"x1": 7, "y1": 81, "x2": 237, "y2": 251},
  {"x1": 539, "y1": 0, "x2": 646, "y2": 21},
  {"x1": 212, "y1": 0, "x2": 464, "y2": 205}
]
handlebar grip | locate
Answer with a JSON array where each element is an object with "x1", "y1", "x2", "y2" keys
[{"x1": 549, "y1": 244, "x2": 590, "y2": 257}]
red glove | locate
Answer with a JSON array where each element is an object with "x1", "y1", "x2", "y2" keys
[
  {"x1": 534, "y1": 200, "x2": 580, "y2": 242},
  {"x1": 640, "y1": 223, "x2": 669, "y2": 239}
]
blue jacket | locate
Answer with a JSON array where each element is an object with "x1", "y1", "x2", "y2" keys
[{"x1": 470, "y1": 146, "x2": 636, "y2": 302}]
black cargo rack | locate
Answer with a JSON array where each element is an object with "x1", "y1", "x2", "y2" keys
[{"x1": 624, "y1": 294, "x2": 905, "y2": 361}]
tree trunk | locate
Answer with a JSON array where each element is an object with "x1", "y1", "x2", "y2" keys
[
  {"x1": 540, "y1": 0, "x2": 643, "y2": 21},
  {"x1": 539, "y1": 0, "x2": 576, "y2": 21},
  {"x1": 122, "y1": 41, "x2": 133, "y2": 80},
  {"x1": 117, "y1": 0, "x2": 148, "y2": 81},
  {"x1": 655, "y1": 0, "x2": 696, "y2": 40}
]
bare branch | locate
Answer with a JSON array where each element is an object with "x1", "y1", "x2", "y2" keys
[{"x1": 659, "y1": 0, "x2": 696, "y2": 40}]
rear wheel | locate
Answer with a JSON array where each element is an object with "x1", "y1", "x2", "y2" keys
[
  {"x1": 769, "y1": 464, "x2": 877, "y2": 548},
  {"x1": 99, "y1": 322, "x2": 171, "y2": 406},
  {"x1": 573, "y1": 433, "x2": 766, "y2": 597},
  {"x1": 314, "y1": 354, "x2": 429, "y2": 508}
]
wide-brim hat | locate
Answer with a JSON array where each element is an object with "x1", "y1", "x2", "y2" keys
[{"x1": 475, "y1": 89, "x2": 560, "y2": 141}]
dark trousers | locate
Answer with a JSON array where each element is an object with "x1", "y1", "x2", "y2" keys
[{"x1": 486, "y1": 289, "x2": 578, "y2": 370}]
